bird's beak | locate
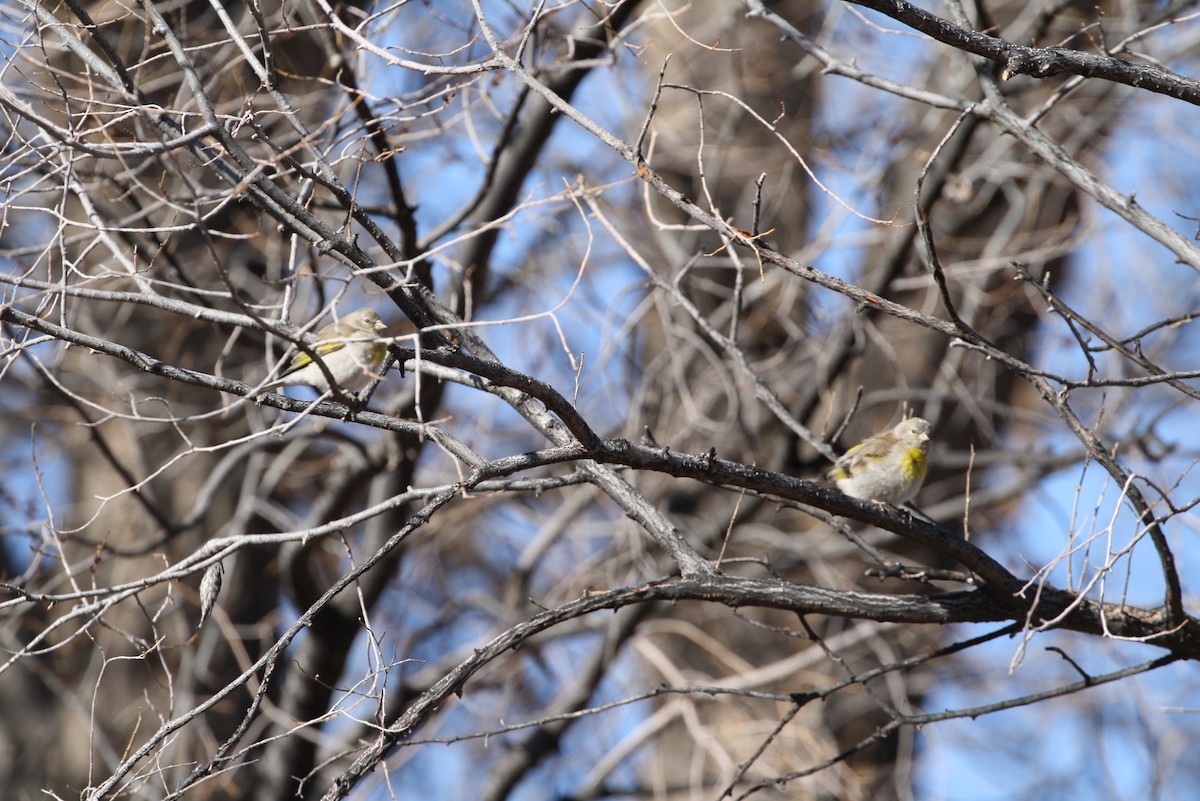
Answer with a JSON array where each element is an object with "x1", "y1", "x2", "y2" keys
[{"x1": 374, "y1": 320, "x2": 387, "y2": 332}]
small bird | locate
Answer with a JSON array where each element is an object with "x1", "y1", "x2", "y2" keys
[
  {"x1": 826, "y1": 417, "x2": 932, "y2": 505},
  {"x1": 257, "y1": 308, "x2": 388, "y2": 395}
]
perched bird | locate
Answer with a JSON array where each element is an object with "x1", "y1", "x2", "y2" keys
[
  {"x1": 257, "y1": 308, "x2": 388, "y2": 395},
  {"x1": 826, "y1": 417, "x2": 932, "y2": 505}
]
